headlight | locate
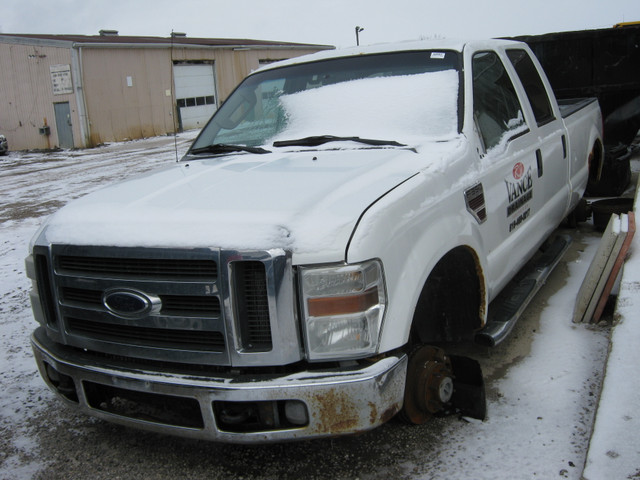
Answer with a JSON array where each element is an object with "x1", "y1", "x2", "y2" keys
[{"x1": 299, "y1": 260, "x2": 386, "y2": 361}]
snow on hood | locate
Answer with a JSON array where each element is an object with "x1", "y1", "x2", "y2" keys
[{"x1": 41, "y1": 141, "x2": 462, "y2": 263}]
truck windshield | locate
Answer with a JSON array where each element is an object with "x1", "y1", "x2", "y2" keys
[{"x1": 190, "y1": 50, "x2": 462, "y2": 153}]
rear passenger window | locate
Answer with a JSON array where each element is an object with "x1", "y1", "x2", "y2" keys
[
  {"x1": 506, "y1": 49, "x2": 555, "y2": 126},
  {"x1": 472, "y1": 51, "x2": 526, "y2": 152}
]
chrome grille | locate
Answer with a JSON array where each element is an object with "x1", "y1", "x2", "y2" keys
[
  {"x1": 32, "y1": 245, "x2": 302, "y2": 367},
  {"x1": 60, "y1": 287, "x2": 221, "y2": 317},
  {"x1": 66, "y1": 317, "x2": 225, "y2": 351},
  {"x1": 57, "y1": 254, "x2": 217, "y2": 279},
  {"x1": 233, "y1": 261, "x2": 272, "y2": 351}
]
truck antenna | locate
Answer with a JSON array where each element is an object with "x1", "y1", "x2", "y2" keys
[{"x1": 170, "y1": 29, "x2": 179, "y2": 162}]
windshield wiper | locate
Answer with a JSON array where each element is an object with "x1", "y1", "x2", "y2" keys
[
  {"x1": 273, "y1": 135, "x2": 405, "y2": 148},
  {"x1": 189, "y1": 143, "x2": 271, "y2": 156}
]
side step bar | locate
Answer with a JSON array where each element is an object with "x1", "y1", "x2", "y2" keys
[{"x1": 475, "y1": 234, "x2": 572, "y2": 347}]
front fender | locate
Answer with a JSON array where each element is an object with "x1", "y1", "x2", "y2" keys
[{"x1": 346, "y1": 171, "x2": 489, "y2": 353}]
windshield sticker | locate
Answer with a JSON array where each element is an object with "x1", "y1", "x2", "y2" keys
[
  {"x1": 505, "y1": 162, "x2": 533, "y2": 232},
  {"x1": 430, "y1": 52, "x2": 446, "y2": 59}
]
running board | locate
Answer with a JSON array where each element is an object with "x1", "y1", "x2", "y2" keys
[{"x1": 475, "y1": 234, "x2": 572, "y2": 347}]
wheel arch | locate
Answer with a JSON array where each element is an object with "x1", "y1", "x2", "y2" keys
[
  {"x1": 409, "y1": 245, "x2": 487, "y2": 346},
  {"x1": 587, "y1": 136, "x2": 605, "y2": 191}
]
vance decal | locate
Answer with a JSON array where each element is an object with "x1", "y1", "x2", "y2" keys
[{"x1": 505, "y1": 162, "x2": 533, "y2": 232}]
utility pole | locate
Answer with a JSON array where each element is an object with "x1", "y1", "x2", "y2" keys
[{"x1": 355, "y1": 26, "x2": 364, "y2": 46}]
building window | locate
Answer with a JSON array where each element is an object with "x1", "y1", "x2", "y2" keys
[{"x1": 177, "y1": 95, "x2": 216, "y2": 108}]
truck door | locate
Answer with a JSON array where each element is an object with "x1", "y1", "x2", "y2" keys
[
  {"x1": 505, "y1": 48, "x2": 569, "y2": 221},
  {"x1": 469, "y1": 50, "x2": 543, "y2": 296}
]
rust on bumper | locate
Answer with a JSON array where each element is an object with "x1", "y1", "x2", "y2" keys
[{"x1": 32, "y1": 327, "x2": 407, "y2": 443}]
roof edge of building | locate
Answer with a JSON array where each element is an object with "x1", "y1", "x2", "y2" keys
[{"x1": 0, "y1": 33, "x2": 334, "y2": 51}]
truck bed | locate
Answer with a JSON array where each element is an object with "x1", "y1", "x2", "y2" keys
[{"x1": 558, "y1": 97, "x2": 600, "y2": 118}]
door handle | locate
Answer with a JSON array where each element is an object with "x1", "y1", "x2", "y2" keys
[{"x1": 536, "y1": 149, "x2": 543, "y2": 177}]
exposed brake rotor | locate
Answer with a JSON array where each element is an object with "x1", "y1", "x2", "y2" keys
[{"x1": 402, "y1": 345, "x2": 454, "y2": 424}]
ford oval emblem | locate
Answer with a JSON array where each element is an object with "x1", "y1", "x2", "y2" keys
[{"x1": 103, "y1": 289, "x2": 161, "y2": 318}]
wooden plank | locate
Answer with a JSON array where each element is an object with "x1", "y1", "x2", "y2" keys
[
  {"x1": 573, "y1": 213, "x2": 623, "y2": 323},
  {"x1": 583, "y1": 214, "x2": 629, "y2": 323},
  {"x1": 592, "y1": 211, "x2": 636, "y2": 323}
]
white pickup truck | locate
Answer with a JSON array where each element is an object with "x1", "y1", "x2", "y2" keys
[{"x1": 27, "y1": 39, "x2": 602, "y2": 442}]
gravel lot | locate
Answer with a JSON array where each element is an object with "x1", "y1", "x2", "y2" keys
[{"x1": 0, "y1": 133, "x2": 613, "y2": 479}]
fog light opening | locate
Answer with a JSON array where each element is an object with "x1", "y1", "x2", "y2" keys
[
  {"x1": 213, "y1": 400, "x2": 309, "y2": 432},
  {"x1": 285, "y1": 400, "x2": 308, "y2": 426},
  {"x1": 44, "y1": 362, "x2": 78, "y2": 403}
]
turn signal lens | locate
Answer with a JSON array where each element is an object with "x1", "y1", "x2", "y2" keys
[{"x1": 307, "y1": 287, "x2": 379, "y2": 317}]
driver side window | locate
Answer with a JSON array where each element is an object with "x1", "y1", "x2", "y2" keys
[{"x1": 473, "y1": 51, "x2": 526, "y2": 152}]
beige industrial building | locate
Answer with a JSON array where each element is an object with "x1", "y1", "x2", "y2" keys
[{"x1": 0, "y1": 32, "x2": 332, "y2": 151}]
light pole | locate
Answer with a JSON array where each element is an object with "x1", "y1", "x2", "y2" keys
[{"x1": 355, "y1": 26, "x2": 364, "y2": 46}]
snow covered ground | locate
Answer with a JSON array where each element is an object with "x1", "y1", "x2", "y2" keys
[
  {"x1": 0, "y1": 132, "x2": 637, "y2": 479},
  {"x1": 0, "y1": 133, "x2": 198, "y2": 477}
]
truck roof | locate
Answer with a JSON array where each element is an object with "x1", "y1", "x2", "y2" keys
[{"x1": 256, "y1": 38, "x2": 522, "y2": 73}]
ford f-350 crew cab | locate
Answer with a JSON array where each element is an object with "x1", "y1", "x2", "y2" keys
[{"x1": 27, "y1": 39, "x2": 602, "y2": 442}]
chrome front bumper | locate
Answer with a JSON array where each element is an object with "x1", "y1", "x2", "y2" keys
[{"x1": 32, "y1": 327, "x2": 407, "y2": 443}]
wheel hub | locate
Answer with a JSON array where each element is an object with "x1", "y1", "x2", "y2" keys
[{"x1": 402, "y1": 346, "x2": 454, "y2": 424}]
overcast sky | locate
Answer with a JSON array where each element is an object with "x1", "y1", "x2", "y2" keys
[{"x1": 2, "y1": 0, "x2": 639, "y2": 47}]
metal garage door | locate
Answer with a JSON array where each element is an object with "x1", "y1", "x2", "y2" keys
[{"x1": 174, "y1": 63, "x2": 218, "y2": 130}]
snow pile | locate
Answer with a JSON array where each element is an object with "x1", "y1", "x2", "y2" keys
[
  {"x1": 274, "y1": 70, "x2": 459, "y2": 145},
  {"x1": 43, "y1": 203, "x2": 296, "y2": 251}
]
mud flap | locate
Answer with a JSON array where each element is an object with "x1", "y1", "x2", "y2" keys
[{"x1": 448, "y1": 355, "x2": 486, "y2": 420}]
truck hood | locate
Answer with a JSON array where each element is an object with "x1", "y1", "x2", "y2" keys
[{"x1": 41, "y1": 142, "x2": 461, "y2": 263}]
